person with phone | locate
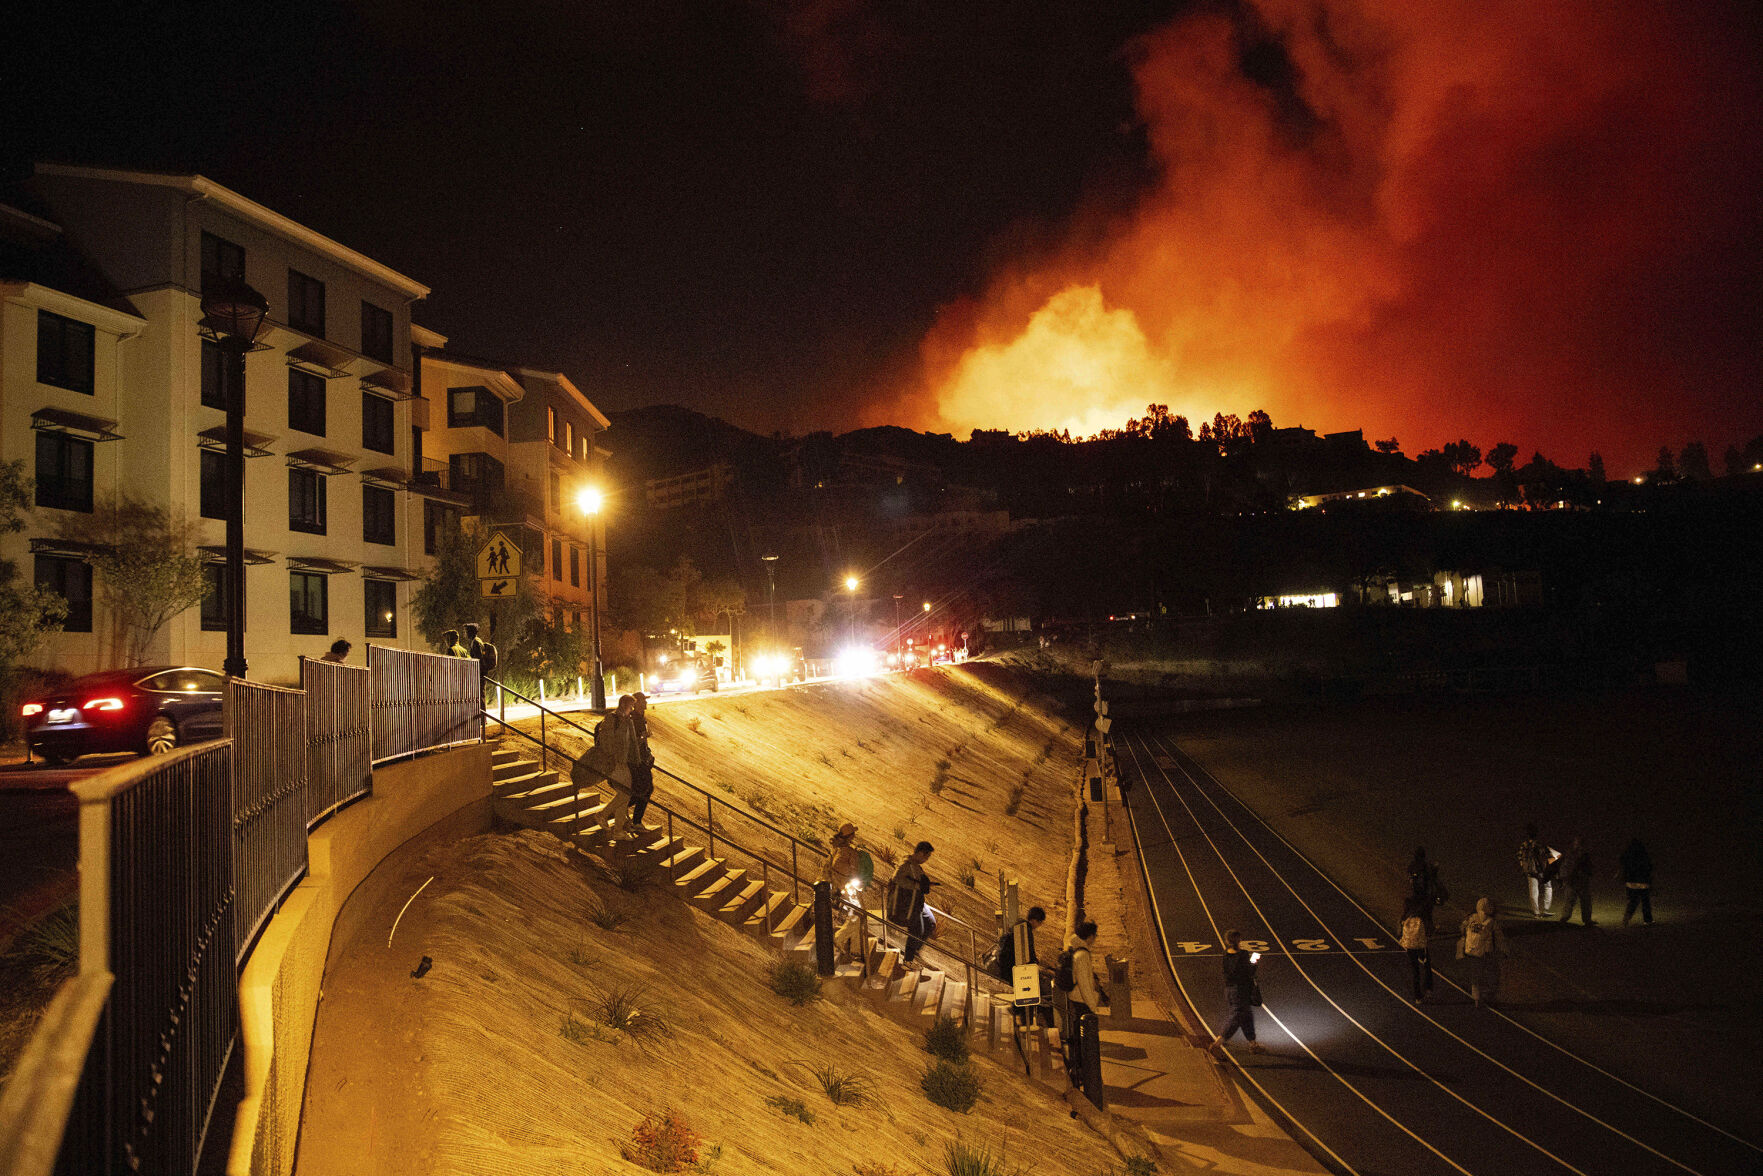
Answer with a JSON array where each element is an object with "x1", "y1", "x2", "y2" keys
[{"x1": 1207, "y1": 929, "x2": 1264, "y2": 1055}]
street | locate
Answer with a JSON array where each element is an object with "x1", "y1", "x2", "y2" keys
[
  {"x1": 0, "y1": 757, "x2": 107, "y2": 948},
  {"x1": 1119, "y1": 727, "x2": 1761, "y2": 1176}
]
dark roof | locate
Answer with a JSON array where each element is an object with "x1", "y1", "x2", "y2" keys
[{"x1": 0, "y1": 200, "x2": 138, "y2": 316}]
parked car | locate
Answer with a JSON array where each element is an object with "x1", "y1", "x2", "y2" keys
[
  {"x1": 653, "y1": 657, "x2": 718, "y2": 694},
  {"x1": 21, "y1": 666, "x2": 226, "y2": 764}
]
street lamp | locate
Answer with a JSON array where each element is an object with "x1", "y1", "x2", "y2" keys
[
  {"x1": 762, "y1": 552, "x2": 779, "y2": 645},
  {"x1": 844, "y1": 575, "x2": 860, "y2": 645},
  {"x1": 576, "y1": 485, "x2": 606, "y2": 709},
  {"x1": 200, "y1": 277, "x2": 270, "y2": 679},
  {"x1": 892, "y1": 593, "x2": 903, "y2": 663}
]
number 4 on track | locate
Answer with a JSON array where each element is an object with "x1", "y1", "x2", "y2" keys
[{"x1": 1178, "y1": 942, "x2": 1214, "y2": 953}]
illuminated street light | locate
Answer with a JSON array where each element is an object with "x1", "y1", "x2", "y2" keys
[
  {"x1": 922, "y1": 601, "x2": 931, "y2": 612},
  {"x1": 844, "y1": 574, "x2": 860, "y2": 644},
  {"x1": 577, "y1": 485, "x2": 606, "y2": 709}
]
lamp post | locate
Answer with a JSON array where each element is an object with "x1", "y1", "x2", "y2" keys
[
  {"x1": 892, "y1": 593, "x2": 903, "y2": 663},
  {"x1": 762, "y1": 552, "x2": 778, "y2": 645},
  {"x1": 844, "y1": 575, "x2": 860, "y2": 646},
  {"x1": 576, "y1": 486, "x2": 606, "y2": 709},
  {"x1": 200, "y1": 278, "x2": 270, "y2": 679}
]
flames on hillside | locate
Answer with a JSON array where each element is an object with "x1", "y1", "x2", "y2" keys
[{"x1": 887, "y1": 0, "x2": 1760, "y2": 468}]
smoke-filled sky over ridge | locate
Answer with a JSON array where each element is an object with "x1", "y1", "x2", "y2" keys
[{"x1": 12, "y1": 0, "x2": 1759, "y2": 473}]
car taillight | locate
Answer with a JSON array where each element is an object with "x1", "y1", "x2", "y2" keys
[
  {"x1": 82, "y1": 696, "x2": 126, "y2": 712},
  {"x1": 20, "y1": 703, "x2": 43, "y2": 717}
]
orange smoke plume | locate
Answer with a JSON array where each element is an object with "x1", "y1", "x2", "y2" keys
[{"x1": 894, "y1": 1, "x2": 1760, "y2": 470}]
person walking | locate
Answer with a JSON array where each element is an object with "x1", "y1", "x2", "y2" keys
[
  {"x1": 1061, "y1": 919, "x2": 1110, "y2": 1098},
  {"x1": 321, "y1": 638, "x2": 351, "y2": 664},
  {"x1": 889, "y1": 841, "x2": 937, "y2": 964},
  {"x1": 1518, "y1": 823, "x2": 1559, "y2": 918},
  {"x1": 441, "y1": 630, "x2": 468, "y2": 658},
  {"x1": 1460, "y1": 897, "x2": 1507, "y2": 1007},
  {"x1": 1207, "y1": 929, "x2": 1263, "y2": 1054},
  {"x1": 1618, "y1": 838, "x2": 1654, "y2": 927},
  {"x1": 1399, "y1": 897, "x2": 1434, "y2": 1003},
  {"x1": 465, "y1": 622, "x2": 497, "y2": 703},
  {"x1": 1558, "y1": 837, "x2": 1595, "y2": 926},
  {"x1": 1407, "y1": 847, "x2": 1446, "y2": 933},
  {"x1": 584, "y1": 695, "x2": 639, "y2": 836},
  {"x1": 819, "y1": 822, "x2": 864, "y2": 960},
  {"x1": 626, "y1": 692, "x2": 657, "y2": 831}
]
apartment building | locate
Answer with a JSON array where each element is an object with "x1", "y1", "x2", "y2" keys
[
  {"x1": 412, "y1": 350, "x2": 608, "y2": 639},
  {"x1": 3, "y1": 165, "x2": 433, "y2": 682}
]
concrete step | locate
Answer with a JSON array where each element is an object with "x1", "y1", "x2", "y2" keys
[
  {"x1": 661, "y1": 844, "x2": 708, "y2": 877},
  {"x1": 716, "y1": 879, "x2": 768, "y2": 926},
  {"x1": 691, "y1": 868, "x2": 747, "y2": 913},
  {"x1": 674, "y1": 858, "x2": 728, "y2": 895},
  {"x1": 490, "y1": 747, "x2": 523, "y2": 766},
  {"x1": 889, "y1": 966, "x2": 924, "y2": 1007},
  {"x1": 862, "y1": 948, "x2": 903, "y2": 999},
  {"x1": 742, "y1": 889, "x2": 792, "y2": 935},
  {"x1": 915, "y1": 969, "x2": 946, "y2": 1019},
  {"x1": 770, "y1": 903, "x2": 813, "y2": 948},
  {"x1": 548, "y1": 801, "x2": 610, "y2": 837},
  {"x1": 938, "y1": 977, "x2": 968, "y2": 1027},
  {"x1": 493, "y1": 759, "x2": 545, "y2": 783},
  {"x1": 493, "y1": 770, "x2": 563, "y2": 799}
]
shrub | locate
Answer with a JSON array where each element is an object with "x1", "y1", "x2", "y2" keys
[
  {"x1": 872, "y1": 843, "x2": 898, "y2": 866},
  {"x1": 768, "y1": 956, "x2": 822, "y2": 1005},
  {"x1": 594, "y1": 987, "x2": 671, "y2": 1042},
  {"x1": 893, "y1": 826, "x2": 906, "y2": 840},
  {"x1": 921, "y1": 1060, "x2": 982, "y2": 1113},
  {"x1": 1124, "y1": 1157, "x2": 1158, "y2": 1175},
  {"x1": 618, "y1": 858, "x2": 661, "y2": 893},
  {"x1": 764, "y1": 1094, "x2": 817, "y2": 1125},
  {"x1": 945, "y1": 1137, "x2": 1025, "y2": 1176},
  {"x1": 624, "y1": 1110, "x2": 700, "y2": 1172},
  {"x1": 958, "y1": 868, "x2": 976, "y2": 888},
  {"x1": 567, "y1": 945, "x2": 598, "y2": 967},
  {"x1": 687, "y1": 717, "x2": 704, "y2": 735},
  {"x1": 559, "y1": 1014, "x2": 609, "y2": 1045},
  {"x1": 812, "y1": 1062, "x2": 871, "y2": 1107},
  {"x1": 7, "y1": 902, "x2": 78, "y2": 983},
  {"x1": 924, "y1": 1014, "x2": 970, "y2": 1064},
  {"x1": 590, "y1": 906, "x2": 632, "y2": 931},
  {"x1": 929, "y1": 776, "x2": 947, "y2": 795}
]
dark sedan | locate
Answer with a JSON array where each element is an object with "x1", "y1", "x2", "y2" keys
[{"x1": 21, "y1": 666, "x2": 226, "y2": 764}]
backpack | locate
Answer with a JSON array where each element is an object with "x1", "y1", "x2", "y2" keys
[
  {"x1": 1053, "y1": 947, "x2": 1077, "y2": 993},
  {"x1": 479, "y1": 641, "x2": 498, "y2": 672}
]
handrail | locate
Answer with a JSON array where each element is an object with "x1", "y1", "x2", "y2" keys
[{"x1": 486, "y1": 706, "x2": 1003, "y2": 974}]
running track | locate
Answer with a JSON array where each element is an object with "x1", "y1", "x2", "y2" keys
[{"x1": 1117, "y1": 725, "x2": 1762, "y2": 1176}]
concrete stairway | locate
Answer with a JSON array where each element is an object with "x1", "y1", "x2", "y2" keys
[{"x1": 488, "y1": 743, "x2": 1047, "y2": 1071}]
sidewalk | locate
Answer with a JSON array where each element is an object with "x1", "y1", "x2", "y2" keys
[{"x1": 1084, "y1": 793, "x2": 1329, "y2": 1175}]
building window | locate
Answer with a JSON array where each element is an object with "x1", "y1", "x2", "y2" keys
[
  {"x1": 363, "y1": 484, "x2": 396, "y2": 545},
  {"x1": 289, "y1": 468, "x2": 327, "y2": 534},
  {"x1": 200, "y1": 564, "x2": 230, "y2": 631},
  {"x1": 200, "y1": 339, "x2": 229, "y2": 409},
  {"x1": 564, "y1": 420, "x2": 574, "y2": 457},
  {"x1": 34, "y1": 555, "x2": 93, "y2": 633},
  {"x1": 37, "y1": 311, "x2": 96, "y2": 395},
  {"x1": 362, "y1": 391, "x2": 395, "y2": 454},
  {"x1": 548, "y1": 406, "x2": 557, "y2": 445},
  {"x1": 569, "y1": 546, "x2": 580, "y2": 587},
  {"x1": 446, "y1": 386, "x2": 504, "y2": 435},
  {"x1": 199, "y1": 449, "x2": 227, "y2": 519},
  {"x1": 290, "y1": 572, "x2": 328, "y2": 635},
  {"x1": 448, "y1": 451, "x2": 503, "y2": 507},
  {"x1": 201, "y1": 231, "x2": 245, "y2": 291},
  {"x1": 34, "y1": 433, "x2": 93, "y2": 513},
  {"x1": 552, "y1": 538, "x2": 563, "y2": 581},
  {"x1": 365, "y1": 579, "x2": 397, "y2": 638},
  {"x1": 424, "y1": 499, "x2": 457, "y2": 556},
  {"x1": 289, "y1": 368, "x2": 326, "y2": 435},
  {"x1": 549, "y1": 471, "x2": 561, "y2": 514},
  {"x1": 361, "y1": 301, "x2": 394, "y2": 363},
  {"x1": 288, "y1": 269, "x2": 326, "y2": 337}
]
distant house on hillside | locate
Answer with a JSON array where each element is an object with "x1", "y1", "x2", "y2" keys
[{"x1": 1288, "y1": 484, "x2": 1430, "y2": 510}]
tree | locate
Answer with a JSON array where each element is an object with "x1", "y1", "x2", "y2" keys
[
  {"x1": 1246, "y1": 409, "x2": 1273, "y2": 446},
  {"x1": 1441, "y1": 440, "x2": 1483, "y2": 477},
  {"x1": 0, "y1": 461, "x2": 68, "y2": 674},
  {"x1": 1486, "y1": 442, "x2": 1519, "y2": 474},
  {"x1": 56, "y1": 494, "x2": 206, "y2": 666},
  {"x1": 1588, "y1": 452, "x2": 1606, "y2": 484},
  {"x1": 1724, "y1": 446, "x2": 1744, "y2": 477},
  {"x1": 1679, "y1": 441, "x2": 1711, "y2": 481},
  {"x1": 1654, "y1": 446, "x2": 1677, "y2": 481},
  {"x1": 1374, "y1": 438, "x2": 1401, "y2": 455}
]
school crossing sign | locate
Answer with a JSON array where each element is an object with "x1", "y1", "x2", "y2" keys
[{"x1": 477, "y1": 533, "x2": 522, "y2": 598}]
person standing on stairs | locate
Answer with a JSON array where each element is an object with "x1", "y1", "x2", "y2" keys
[
  {"x1": 889, "y1": 841, "x2": 937, "y2": 964},
  {"x1": 583, "y1": 695, "x2": 638, "y2": 836},
  {"x1": 998, "y1": 907, "x2": 1049, "y2": 1027},
  {"x1": 819, "y1": 822, "x2": 863, "y2": 961},
  {"x1": 627, "y1": 692, "x2": 657, "y2": 832}
]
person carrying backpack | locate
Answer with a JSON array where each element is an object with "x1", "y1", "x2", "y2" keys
[
  {"x1": 995, "y1": 906, "x2": 1046, "y2": 981},
  {"x1": 1460, "y1": 897, "x2": 1507, "y2": 1007},
  {"x1": 465, "y1": 622, "x2": 497, "y2": 704},
  {"x1": 1206, "y1": 929, "x2": 1263, "y2": 1054},
  {"x1": 577, "y1": 695, "x2": 637, "y2": 835},
  {"x1": 1399, "y1": 896, "x2": 1433, "y2": 1003},
  {"x1": 1406, "y1": 848, "x2": 1447, "y2": 933},
  {"x1": 1058, "y1": 920, "x2": 1109, "y2": 1099},
  {"x1": 1518, "y1": 823, "x2": 1559, "y2": 918}
]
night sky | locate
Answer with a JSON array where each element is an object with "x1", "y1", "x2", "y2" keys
[{"x1": 11, "y1": 0, "x2": 1759, "y2": 473}]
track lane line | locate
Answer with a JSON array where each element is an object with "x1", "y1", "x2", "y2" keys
[
  {"x1": 1146, "y1": 732, "x2": 1705, "y2": 1176},
  {"x1": 1131, "y1": 732, "x2": 1583, "y2": 1176},
  {"x1": 1119, "y1": 736, "x2": 1362, "y2": 1176},
  {"x1": 1126, "y1": 735, "x2": 1486, "y2": 1176},
  {"x1": 1157, "y1": 733, "x2": 1763, "y2": 1160}
]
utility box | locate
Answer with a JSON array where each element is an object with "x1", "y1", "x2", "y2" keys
[{"x1": 1104, "y1": 955, "x2": 1132, "y2": 1024}]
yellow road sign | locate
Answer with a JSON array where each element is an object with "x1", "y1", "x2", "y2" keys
[
  {"x1": 475, "y1": 534, "x2": 521, "y2": 579},
  {"x1": 481, "y1": 577, "x2": 515, "y2": 598}
]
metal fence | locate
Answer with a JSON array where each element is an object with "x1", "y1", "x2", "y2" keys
[
  {"x1": 59, "y1": 743, "x2": 241, "y2": 1175},
  {"x1": 226, "y1": 679, "x2": 310, "y2": 960},
  {"x1": 368, "y1": 644, "x2": 482, "y2": 765},
  {"x1": 299, "y1": 657, "x2": 372, "y2": 826}
]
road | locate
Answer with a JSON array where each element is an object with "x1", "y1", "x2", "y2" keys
[
  {"x1": 0, "y1": 757, "x2": 110, "y2": 947},
  {"x1": 1118, "y1": 725, "x2": 1762, "y2": 1176}
]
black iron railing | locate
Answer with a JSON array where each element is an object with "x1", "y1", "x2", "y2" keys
[
  {"x1": 299, "y1": 657, "x2": 372, "y2": 826},
  {"x1": 368, "y1": 644, "x2": 481, "y2": 764},
  {"x1": 225, "y1": 679, "x2": 309, "y2": 959}
]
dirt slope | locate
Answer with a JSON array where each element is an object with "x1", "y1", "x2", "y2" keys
[
  {"x1": 298, "y1": 829, "x2": 1125, "y2": 1176},
  {"x1": 528, "y1": 664, "x2": 1085, "y2": 937}
]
